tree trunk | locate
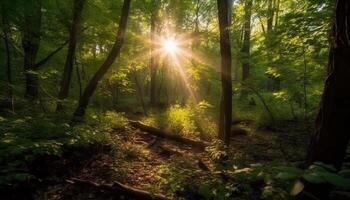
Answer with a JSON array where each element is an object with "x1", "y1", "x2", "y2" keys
[
  {"x1": 73, "y1": 0, "x2": 131, "y2": 120},
  {"x1": 150, "y1": 2, "x2": 159, "y2": 106},
  {"x1": 133, "y1": 70, "x2": 147, "y2": 116},
  {"x1": 217, "y1": 0, "x2": 233, "y2": 146},
  {"x1": 56, "y1": 0, "x2": 86, "y2": 111},
  {"x1": 274, "y1": 0, "x2": 280, "y2": 27},
  {"x1": 22, "y1": 0, "x2": 42, "y2": 100},
  {"x1": 307, "y1": 0, "x2": 350, "y2": 170},
  {"x1": 267, "y1": 0, "x2": 274, "y2": 32},
  {"x1": 1, "y1": 2, "x2": 14, "y2": 112},
  {"x1": 241, "y1": 0, "x2": 252, "y2": 81},
  {"x1": 75, "y1": 57, "x2": 83, "y2": 98}
]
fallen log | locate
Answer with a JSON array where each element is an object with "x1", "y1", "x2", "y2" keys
[
  {"x1": 67, "y1": 178, "x2": 169, "y2": 200},
  {"x1": 129, "y1": 120, "x2": 209, "y2": 149}
]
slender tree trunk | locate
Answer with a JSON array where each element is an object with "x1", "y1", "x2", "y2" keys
[
  {"x1": 302, "y1": 48, "x2": 308, "y2": 122},
  {"x1": 217, "y1": 0, "x2": 232, "y2": 146},
  {"x1": 76, "y1": 58, "x2": 82, "y2": 98},
  {"x1": 241, "y1": 0, "x2": 252, "y2": 81},
  {"x1": 73, "y1": 0, "x2": 131, "y2": 120},
  {"x1": 1, "y1": 2, "x2": 14, "y2": 112},
  {"x1": 133, "y1": 70, "x2": 147, "y2": 116},
  {"x1": 267, "y1": 0, "x2": 274, "y2": 32},
  {"x1": 56, "y1": 0, "x2": 86, "y2": 111},
  {"x1": 22, "y1": 0, "x2": 42, "y2": 100},
  {"x1": 274, "y1": 0, "x2": 280, "y2": 27},
  {"x1": 307, "y1": 0, "x2": 350, "y2": 170},
  {"x1": 150, "y1": 2, "x2": 159, "y2": 106}
]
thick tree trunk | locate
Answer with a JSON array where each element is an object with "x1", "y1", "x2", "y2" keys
[
  {"x1": 22, "y1": 0, "x2": 42, "y2": 100},
  {"x1": 56, "y1": 0, "x2": 86, "y2": 111},
  {"x1": 1, "y1": 2, "x2": 14, "y2": 112},
  {"x1": 73, "y1": 0, "x2": 131, "y2": 120},
  {"x1": 217, "y1": 0, "x2": 233, "y2": 146},
  {"x1": 149, "y1": 2, "x2": 158, "y2": 106},
  {"x1": 307, "y1": 0, "x2": 350, "y2": 170},
  {"x1": 241, "y1": 0, "x2": 252, "y2": 81}
]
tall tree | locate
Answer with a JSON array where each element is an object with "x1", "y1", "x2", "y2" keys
[
  {"x1": 22, "y1": 0, "x2": 42, "y2": 100},
  {"x1": 217, "y1": 0, "x2": 232, "y2": 145},
  {"x1": 56, "y1": 0, "x2": 86, "y2": 111},
  {"x1": 241, "y1": 0, "x2": 252, "y2": 81},
  {"x1": 149, "y1": 0, "x2": 159, "y2": 106},
  {"x1": 73, "y1": 0, "x2": 131, "y2": 120},
  {"x1": 307, "y1": 0, "x2": 350, "y2": 169},
  {"x1": 267, "y1": 0, "x2": 274, "y2": 32},
  {"x1": 1, "y1": 1, "x2": 14, "y2": 112}
]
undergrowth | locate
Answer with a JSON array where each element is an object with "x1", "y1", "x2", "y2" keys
[
  {"x1": 142, "y1": 101, "x2": 217, "y2": 140},
  {"x1": 0, "y1": 110, "x2": 126, "y2": 188}
]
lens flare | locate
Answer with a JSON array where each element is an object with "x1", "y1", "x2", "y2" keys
[{"x1": 162, "y1": 38, "x2": 179, "y2": 54}]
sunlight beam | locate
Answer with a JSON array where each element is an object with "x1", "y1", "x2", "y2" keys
[{"x1": 162, "y1": 38, "x2": 179, "y2": 54}]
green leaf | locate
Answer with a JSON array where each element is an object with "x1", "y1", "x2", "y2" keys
[
  {"x1": 276, "y1": 167, "x2": 303, "y2": 180},
  {"x1": 290, "y1": 180, "x2": 304, "y2": 196},
  {"x1": 264, "y1": 174, "x2": 274, "y2": 185},
  {"x1": 303, "y1": 173, "x2": 326, "y2": 184},
  {"x1": 308, "y1": 164, "x2": 328, "y2": 172},
  {"x1": 280, "y1": 166, "x2": 304, "y2": 174},
  {"x1": 321, "y1": 172, "x2": 350, "y2": 189},
  {"x1": 338, "y1": 169, "x2": 350, "y2": 179},
  {"x1": 276, "y1": 172, "x2": 299, "y2": 180},
  {"x1": 199, "y1": 183, "x2": 212, "y2": 199},
  {"x1": 313, "y1": 162, "x2": 337, "y2": 172}
]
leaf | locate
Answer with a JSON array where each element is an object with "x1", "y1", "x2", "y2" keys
[
  {"x1": 199, "y1": 183, "x2": 212, "y2": 199},
  {"x1": 280, "y1": 166, "x2": 304, "y2": 174},
  {"x1": 308, "y1": 164, "x2": 328, "y2": 172},
  {"x1": 264, "y1": 174, "x2": 274, "y2": 185},
  {"x1": 276, "y1": 172, "x2": 299, "y2": 180},
  {"x1": 313, "y1": 162, "x2": 337, "y2": 172},
  {"x1": 321, "y1": 172, "x2": 350, "y2": 189},
  {"x1": 276, "y1": 167, "x2": 303, "y2": 180},
  {"x1": 303, "y1": 173, "x2": 326, "y2": 184},
  {"x1": 338, "y1": 169, "x2": 350, "y2": 179},
  {"x1": 290, "y1": 180, "x2": 304, "y2": 196}
]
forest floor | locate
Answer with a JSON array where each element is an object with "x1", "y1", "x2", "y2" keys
[{"x1": 29, "y1": 120, "x2": 309, "y2": 200}]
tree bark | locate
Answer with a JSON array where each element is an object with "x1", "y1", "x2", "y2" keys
[
  {"x1": 241, "y1": 0, "x2": 252, "y2": 81},
  {"x1": 22, "y1": 0, "x2": 42, "y2": 100},
  {"x1": 1, "y1": 2, "x2": 14, "y2": 112},
  {"x1": 267, "y1": 0, "x2": 274, "y2": 32},
  {"x1": 307, "y1": 0, "x2": 350, "y2": 170},
  {"x1": 73, "y1": 0, "x2": 131, "y2": 120},
  {"x1": 274, "y1": 0, "x2": 280, "y2": 27},
  {"x1": 56, "y1": 0, "x2": 86, "y2": 111},
  {"x1": 150, "y1": 1, "x2": 159, "y2": 106},
  {"x1": 217, "y1": 0, "x2": 233, "y2": 146},
  {"x1": 132, "y1": 70, "x2": 147, "y2": 116}
]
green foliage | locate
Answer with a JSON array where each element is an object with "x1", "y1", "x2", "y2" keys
[
  {"x1": 142, "y1": 101, "x2": 217, "y2": 140},
  {"x1": 189, "y1": 159, "x2": 350, "y2": 200},
  {"x1": 0, "y1": 110, "x2": 125, "y2": 188},
  {"x1": 205, "y1": 140, "x2": 227, "y2": 161},
  {"x1": 156, "y1": 164, "x2": 189, "y2": 197}
]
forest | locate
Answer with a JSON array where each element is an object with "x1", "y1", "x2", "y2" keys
[{"x1": 0, "y1": 0, "x2": 350, "y2": 199}]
